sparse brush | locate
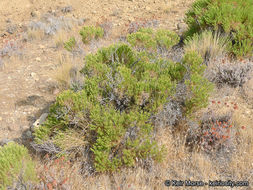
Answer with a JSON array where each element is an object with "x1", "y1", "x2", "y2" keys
[
  {"x1": 54, "y1": 30, "x2": 70, "y2": 48},
  {"x1": 64, "y1": 37, "x2": 77, "y2": 51},
  {"x1": 50, "y1": 54, "x2": 84, "y2": 91},
  {"x1": 35, "y1": 155, "x2": 78, "y2": 190},
  {"x1": 127, "y1": 20, "x2": 159, "y2": 34},
  {"x1": 185, "y1": 112, "x2": 235, "y2": 154},
  {"x1": 79, "y1": 26, "x2": 104, "y2": 44},
  {"x1": 154, "y1": 100, "x2": 183, "y2": 128},
  {"x1": 184, "y1": 30, "x2": 230, "y2": 63},
  {"x1": 208, "y1": 61, "x2": 252, "y2": 88},
  {"x1": 27, "y1": 28, "x2": 45, "y2": 40}
]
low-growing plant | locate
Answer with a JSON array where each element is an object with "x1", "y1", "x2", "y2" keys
[
  {"x1": 200, "y1": 118, "x2": 234, "y2": 153},
  {"x1": 79, "y1": 26, "x2": 104, "y2": 44},
  {"x1": 0, "y1": 142, "x2": 37, "y2": 189},
  {"x1": 35, "y1": 155, "x2": 74, "y2": 190},
  {"x1": 127, "y1": 28, "x2": 179, "y2": 52},
  {"x1": 64, "y1": 36, "x2": 76, "y2": 51},
  {"x1": 208, "y1": 62, "x2": 252, "y2": 88},
  {"x1": 185, "y1": 0, "x2": 253, "y2": 57}
]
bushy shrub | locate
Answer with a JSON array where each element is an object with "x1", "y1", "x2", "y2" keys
[
  {"x1": 64, "y1": 37, "x2": 76, "y2": 51},
  {"x1": 79, "y1": 26, "x2": 104, "y2": 44},
  {"x1": 33, "y1": 44, "x2": 213, "y2": 172},
  {"x1": 182, "y1": 51, "x2": 214, "y2": 115},
  {"x1": 185, "y1": 0, "x2": 253, "y2": 57},
  {"x1": 0, "y1": 142, "x2": 37, "y2": 189},
  {"x1": 127, "y1": 28, "x2": 179, "y2": 51}
]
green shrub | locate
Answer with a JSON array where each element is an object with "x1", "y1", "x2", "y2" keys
[
  {"x1": 0, "y1": 142, "x2": 37, "y2": 189},
  {"x1": 182, "y1": 51, "x2": 214, "y2": 115},
  {"x1": 185, "y1": 0, "x2": 253, "y2": 57},
  {"x1": 34, "y1": 44, "x2": 213, "y2": 172},
  {"x1": 80, "y1": 26, "x2": 104, "y2": 44},
  {"x1": 64, "y1": 37, "x2": 76, "y2": 51},
  {"x1": 155, "y1": 29, "x2": 180, "y2": 49},
  {"x1": 127, "y1": 28, "x2": 179, "y2": 51}
]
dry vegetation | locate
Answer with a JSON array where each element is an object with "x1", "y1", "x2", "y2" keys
[{"x1": 0, "y1": 0, "x2": 253, "y2": 189}]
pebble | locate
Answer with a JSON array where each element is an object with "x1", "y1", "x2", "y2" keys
[
  {"x1": 31, "y1": 11, "x2": 40, "y2": 18},
  {"x1": 31, "y1": 113, "x2": 49, "y2": 131},
  {"x1": 0, "y1": 117, "x2": 2, "y2": 121},
  {"x1": 39, "y1": 45, "x2": 45, "y2": 49},
  {"x1": 6, "y1": 24, "x2": 17, "y2": 34},
  {"x1": 61, "y1": 6, "x2": 73, "y2": 13},
  {"x1": 30, "y1": 72, "x2": 39, "y2": 81},
  {"x1": 36, "y1": 57, "x2": 41, "y2": 62}
]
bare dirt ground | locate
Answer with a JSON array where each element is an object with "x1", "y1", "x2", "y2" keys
[{"x1": 0, "y1": 0, "x2": 193, "y2": 140}]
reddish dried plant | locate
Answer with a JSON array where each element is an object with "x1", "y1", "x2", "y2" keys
[{"x1": 200, "y1": 119, "x2": 234, "y2": 152}]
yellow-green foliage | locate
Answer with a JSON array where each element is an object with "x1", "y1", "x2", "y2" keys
[
  {"x1": 79, "y1": 26, "x2": 104, "y2": 44},
  {"x1": 34, "y1": 43, "x2": 213, "y2": 172},
  {"x1": 64, "y1": 37, "x2": 76, "y2": 51},
  {"x1": 183, "y1": 51, "x2": 214, "y2": 115},
  {"x1": 0, "y1": 142, "x2": 37, "y2": 189},
  {"x1": 127, "y1": 28, "x2": 179, "y2": 51},
  {"x1": 185, "y1": 0, "x2": 253, "y2": 57}
]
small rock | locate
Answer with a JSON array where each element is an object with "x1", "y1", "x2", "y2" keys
[
  {"x1": 128, "y1": 17, "x2": 135, "y2": 22},
  {"x1": 39, "y1": 113, "x2": 49, "y2": 124},
  {"x1": 39, "y1": 45, "x2": 45, "y2": 49},
  {"x1": 177, "y1": 22, "x2": 187, "y2": 30},
  {"x1": 0, "y1": 117, "x2": 2, "y2": 121},
  {"x1": 36, "y1": 57, "x2": 41, "y2": 62},
  {"x1": 146, "y1": 6, "x2": 151, "y2": 11},
  {"x1": 6, "y1": 18, "x2": 11, "y2": 23},
  {"x1": 177, "y1": 22, "x2": 188, "y2": 35},
  {"x1": 31, "y1": 10, "x2": 40, "y2": 17},
  {"x1": 6, "y1": 24, "x2": 17, "y2": 34},
  {"x1": 0, "y1": 32, "x2": 7, "y2": 37},
  {"x1": 61, "y1": 6, "x2": 73, "y2": 13},
  {"x1": 31, "y1": 113, "x2": 48, "y2": 131},
  {"x1": 30, "y1": 72, "x2": 39, "y2": 81}
]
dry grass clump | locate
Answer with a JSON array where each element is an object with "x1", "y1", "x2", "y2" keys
[
  {"x1": 50, "y1": 53, "x2": 84, "y2": 91},
  {"x1": 27, "y1": 28, "x2": 45, "y2": 41},
  {"x1": 54, "y1": 27, "x2": 81, "y2": 49},
  {"x1": 184, "y1": 30, "x2": 230, "y2": 63}
]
